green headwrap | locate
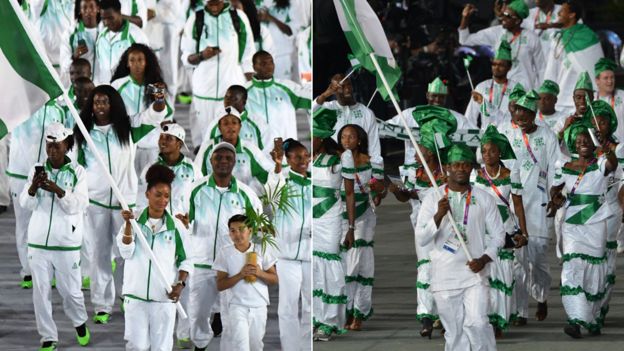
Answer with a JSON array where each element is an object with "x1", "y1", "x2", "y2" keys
[
  {"x1": 509, "y1": 83, "x2": 526, "y2": 102},
  {"x1": 574, "y1": 71, "x2": 594, "y2": 92},
  {"x1": 495, "y1": 40, "x2": 512, "y2": 61},
  {"x1": 595, "y1": 58, "x2": 617, "y2": 77},
  {"x1": 412, "y1": 105, "x2": 458, "y2": 134},
  {"x1": 582, "y1": 99, "x2": 618, "y2": 136},
  {"x1": 419, "y1": 121, "x2": 452, "y2": 161},
  {"x1": 538, "y1": 80, "x2": 560, "y2": 96},
  {"x1": 563, "y1": 121, "x2": 591, "y2": 155},
  {"x1": 447, "y1": 143, "x2": 476, "y2": 164},
  {"x1": 515, "y1": 90, "x2": 539, "y2": 112},
  {"x1": 312, "y1": 107, "x2": 337, "y2": 139},
  {"x1": 507, "y1": 0, "x2": 529, "y2": 19},
  {"x1": 480, "y1": 125, "x2": 516, "y2": 160},
  {"x1": 427, "y1": 77, "x2": 448, "y2": 95}
]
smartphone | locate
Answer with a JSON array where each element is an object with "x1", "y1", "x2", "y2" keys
[
  {"x1": 34, "y1": 165, "x2": 45, "y2": 176},
  {"x1": 274, "y1": 137, "x2": 283, "y2": 151}
]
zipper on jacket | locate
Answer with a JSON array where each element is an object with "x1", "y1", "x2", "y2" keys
[
  {"x1": 44, "y1": 171, "x2": 60, "y2": 246},
  {"x1": 106, "y1": 133, "x2": 113, "y2": 207},
  {"x1": 146, "y1": 232, "x2": 156, "y2": 300},
  {"x1": 294, "y1": 183, "x2": 305, "y2": 260},
  {"x1": 213, "y1": 192, "x2": 225, "y2": 261}
]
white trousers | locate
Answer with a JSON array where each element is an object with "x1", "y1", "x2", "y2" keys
[
  {"x1": 0, "y1": 137, "x2": 9, "y2": 206},
  {"x1": 29, "y1": 248, "x2": 88, "y2": 343},
  {"x1": 123, "y1": 298, "x2": 176, "y2": 351},
  {"x1": 188, "y1": 268, "x2": 219, "y2": 348},
  {"x1": 86, "y1": 205, "x2": 125, "y2": 314},
  {"x1": 514, "y1": 236, "x2": 550, "y2": 318},
  {"x1": 190, "y1": 98, "x2": 222, "y2": 148},
  {"x1": 277, "y1": 259, "x2": 311, "y2": 351},
  {"x1": 157, "y1": 25, "x2": 180, "y2": 98},
  {"x1": 9, "y1": 177, "x2": 32, "y2": 277},
  {"x1": 224, "y1": 304, "x2": 267, "y2": 351},
  {"x1": 175, "y1": 278, "x2": 191, "y2": 340},
  {"x1": 433, "y1": 283, "x2": 496, "y2": 351}
]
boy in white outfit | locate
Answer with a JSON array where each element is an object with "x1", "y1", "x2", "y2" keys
[{"x1": 214, "y1": 214, "x2": 278, "y2": 351}]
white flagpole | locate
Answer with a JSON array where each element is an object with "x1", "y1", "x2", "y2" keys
[
  {"x1": 368, "y1": 52, "x2": 475, "y2": 263},
  {"x1": 7, "y1": 0, "x2": 188, "y2": 318}
]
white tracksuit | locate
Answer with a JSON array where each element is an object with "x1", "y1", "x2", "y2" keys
[
  {"x1": 116, "y1": 209, "x2": 193, "y2": 351},
  {"x1": 78, "y1": 106, "x2": 165, "y2": 314},
  {"x1": 202, "y1": 110, "x2": 272, "y2": 155},
  {"x1": 416, "y1": 185, "x2": 505, "y2": 351},
  {"x1": 60, "y1": 20, "x2": 100, "y2": 84},
  {"x1": 213, "y1": 243, "x2": 277, "y2": 351},
  {"x1": 121, "y1": 0, "x2": 148, "y2": 27},
  {"x1": 260, "y1": 2, "x2": 300, "y2": 80},
  {"x1": 0, "y1": 137, "x2": 10, "y2": 207},
  {"x1": 7, "y1": 101, "x2": 66, "y2": 279},
  {"x1": 20, "y1": 160, "x2": 89, "y2": 343},
  {"x1": 28, "y1": 0, "x2": 74, "y2": 69},
  {"x1": 94, "y1": 20, "x2": 149, "y2": 85},
  {"x1": 265, "y1": 170, "x2": 311, "y2": 351},
  {"x1": 195, "y1": 138, "x2": 274, "y2": 195},
  {"x1": 111, "y1": 75, "x2": 175, "y2": 173},
  {"x1": 246, "y1": 77, "x2": 311, "y2": 142},
  {"x1": 180, "y1": 5, "x2": 256, "y2": 147},
  {"x1": 187, "y1": 175, "x2": 262, "y2": 348}
]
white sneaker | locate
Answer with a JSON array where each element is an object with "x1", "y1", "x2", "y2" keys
[{"x1": 313, "y1": 329, "x2": 332, "y2": 342}]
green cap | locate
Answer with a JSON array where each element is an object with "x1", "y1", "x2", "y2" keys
[
  {"x1": 507, "y1": 0, "x2": 529, "y2": 19},
  {"x1": 563, "y1": 121, "x2": 591, "y2": 155},
  {"x1": 509, "y1": 83, "x2": 526, "y2": 102},
  {"x1": 412, "y1": 105, "x2": 458, "y2": 134},
  {"x1": 427, "y1": 77, "x2": 448, "y2": 95},
  {"x1": 574, "y1": 71, "x2": 594, "y2": 92},
  {"x1": 583, "y1": 99, "x2": 618, "y2": 136},
  {"x1": 446, "y1": 143, "x2": 476, "y2": 164},
  {"x1": 595, "y1": 58, "x2": 618, "y2": 77},
  {"x1": 538, "y1": 80, "x2": 560, "y2": 96},
  {"x1": 312, "y1": 107, "x2": 337, "y2": 139},
  {"x1": 515, "y1": 90, "x2": 539, "y2": 112},
  {"x1": 494, "y1": 40, "x2": 512, "y2": 61},
  {"x1": 480, "y1": 125, "x2": 516, "y2": 160}
]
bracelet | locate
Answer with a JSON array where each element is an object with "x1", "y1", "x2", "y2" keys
[
  {"x1": 174, "y1": 280, "x2": 186, "y2": 287},
  {"x1": 123, "y1": 233, "x2": 133, "y2": 238}
]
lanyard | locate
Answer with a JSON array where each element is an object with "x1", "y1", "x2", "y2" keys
[
  {"x1": 509, "y1": 31, "x2": 521, "y2": 44},
  {"x1": 522, "y1": 132, "x2": 539, "y2": 164},
  {"x1": 445, "y1": 186, "x2": 471, "y2": 226},
  {"x1": 489, "y1": 81, "x2": 508, "y2": 110},
  {"x1": 569, "y1": 159, "x2": 596, "y2": 197},
  {"x1": 481, "y1": 168, "x2": 520, "y2": 229},
  {"x1": 538, "y1": 111, "x2": 544, "y2": 121}
]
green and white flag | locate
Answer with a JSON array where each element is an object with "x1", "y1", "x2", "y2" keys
[
  {"x1": 333, "y1": 0, "x2": 401, "y2": 101},
  {"x1": 558, "y1": 23, "x2": 603, "y2": 77},
  {"x1": 0, "y1": 0, "x2": 63, "y2": 140}
]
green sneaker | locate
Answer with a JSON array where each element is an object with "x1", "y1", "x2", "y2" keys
[
  {"x1": 20, "y1": 276, "x2": 33, "y2": 289},
  {"x1": 111, "y1": 260, "x2": 117, "y2": 273},
  {"x1": 82, "y1": 276, "x2": 91, "y2": 290},
  {"x1": 177, "y1": 337, "x2": 192, "y2": 349},
  {"x1": 39, "y1": 341, "x2": 57, "y2": 350},
  {"x1": 51, "y1": 278, "x2": 56, "y2": 288},
  {"x1": 177, "y1": 93, "x2": 192, "y2": 105},
  {"x1": 76, "y1": 326, "x2": 90, "y2": 346},
  {"x1": 93, "y1": 312, "x2": 111, "y2": 324}
]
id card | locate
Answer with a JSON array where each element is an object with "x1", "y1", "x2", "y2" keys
[{"x1": 537, "y1": 170, "x2": 547, "y2": 192}]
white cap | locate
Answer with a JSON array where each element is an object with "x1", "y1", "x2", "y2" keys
[
  {"x1": 45, "y1": 123, "x2": 73, "y2": 142},
  {"x1": 216, "y1": 106, "x2": 241, "y2": 121},
  {"x1": 161, "y1": 123, "x2": 189, "y2": 151},
  {"x1": 209, "y1": 141, "x2": 237, "y2": 159}
]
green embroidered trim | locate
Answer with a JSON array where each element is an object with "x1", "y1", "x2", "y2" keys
[
  {"x1": 498, "y1": 249, "x2": 515, "y2": 260},
  {"x1": 606, "y1": 241, "x2": 617, "y2": 249},
  {"x1": 416, "y1": 259, "x2": 431, "y2": 268},
  {"x1": 340, "y1": 238, "x2": 374, "y2": 252},
  {"x1": 28, "y1": 244, "x2": 81, "y2": 251},
  {"x1": 5, "y1": 170, "x2": 27, "y2": 179},
  {"x1": 562, "y1": 164, "x2": 599, "y2": 175},
  {"x1": 511, "y1": 182, "x2": 522, "y2": 189},
  {"x1": 194, "y1": 264, "x2": 213, "y2": 269},
  {"x1": 567, "y1": 318, "x2": 601, "y2": 333},
  {"x1": 475, "y1": 175, "x2": 511, "y2": 187},
  {"x1": 416, "y1": 281, "x2": 430, "y2": 290},
  {"x1": 313, "y1": 289, "x2": 347, "y2": 304},
  {"x1": 347, "y1": 307, "x2": 374, "y2": 321},
  {"x1": 416, "y1": 313, "x2": 439, "y2": 322},
  {"x1": 488, "y1": 313, "x2": 510, "y2": 330},
  {"x1": 345, "y1": 275, "x2": 374, "y2": 286},
  {"x1": 560, "y1": 285, "x2": 607, "y2": 301},
  {"x1": 313, "y1": 318, "x2": 347, "y2": 335},
  {"x1": 313, "y1": 250, "x2": 341, "y2": 261},
  {"x1": 488, "y1": 278, "x2": 515, "y2": 296},
  {"x1": 562, "y1": 252, "x2": 606, "y2": 264}
]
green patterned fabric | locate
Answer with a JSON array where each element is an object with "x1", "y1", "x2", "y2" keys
[
  {"x1": 515, "y1": 89, "x2": 539, "y2": 112},
  {"x1": 595, "y1": 58, "x2": 617, "y2": 77},
  {"x1": 563, "y1": 121, "x2": 590, "y2": 155},
  {"x1": 427, "y1": 77, "x2": 448, "y2": 94},
  {"x1": 480, "y1": 124, "x2": 516, "y2": 160},
  {"x1": 509, "y1": 83, "x2": 526, "y2": 102},
  {"x1": 574, "y1": 71, "x2": 594, "y2": 92},
  {"x1": 312, "y1": 107, "x2": 337, "y2": 138},
  {"x1": 412, "y1": 105, "x2": 458, "y2": 134},
  {"x1": 507, "y1": 0, "x2": 529, "y2": 19},
  {"x1": 582, "y1": 99, "x2": 617, "y2": 136},
  {"x1": 447, "y1": 143, "x2": 475, "y2": 164},
  {"x1": 538, "y1": 79, "x2": 559, "y2": 96}
]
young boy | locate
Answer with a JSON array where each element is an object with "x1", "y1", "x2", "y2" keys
[{"x1": 214, "y1": 215, "x2": 278, "y2": 351}]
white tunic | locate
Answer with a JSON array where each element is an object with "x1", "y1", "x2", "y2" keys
[
  {"x1": 465, "y1": 78, "x2": 519, "y2": 129},
  {"x1": 522, "y1": 5, "x2": 562, "y2": 61}
]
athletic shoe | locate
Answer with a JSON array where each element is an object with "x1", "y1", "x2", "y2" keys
[
  {"x1": 82, "y1": 276, "x2": 91, "y2": 290},
  {"x1": 76, "y1": 325, "x2": 90, "y2": 346},
  {"x1": 20, "y1": 276, "x2": 33, "y2": 289},
  {"x1": 39, "y1": 341, "x2": 57, "y2": 350},
  {"x1": 177, "y1": 338, "x2": 192, "y2": 349},
  {"x1": 51, "y1": 278, "x2": 56, "y2": 288},
  {"x1": 93, "y1": 312, "x2": 111, "y2": 324},
  {"x1": 177, "y1": 93, "x2": 193, "y2": 105}
]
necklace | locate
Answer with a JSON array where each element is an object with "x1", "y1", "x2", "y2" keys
[
  {"x1": 148, "y1": 217, "x2": 162, "y2": 232},
  {"x1": 484, "y1": 164, "x2": 501, "y2": 179}
]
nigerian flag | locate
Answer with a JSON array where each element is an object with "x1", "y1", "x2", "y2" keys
[
  {"x1": 333, "y1": 0, "x2": 401, "y2": 101},
  {"x1": 558, "y1": 23, "x2": 603, "y2": 77},
  {"x1": 0, "y1": 0, "x2": 63, "y2": 140}
]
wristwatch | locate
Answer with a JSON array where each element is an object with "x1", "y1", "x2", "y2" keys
[{"x1": 174, "y1": 280, "x2": 186, "y2": 287}]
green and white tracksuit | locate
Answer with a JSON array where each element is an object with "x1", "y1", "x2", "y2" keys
[
  {"x1": 195, "y1": 137, "x2": 274, "y2": 196},
  {"x1": 340, "y1": 150, "x2": 383, "y2": 321},
  {"x1": 19, "y1": 159, "x2": 89, "y2": 344},
  {"x1": 180, "y1": 4, "x2": 256, "y2": 146},
  {"x1": 266, "y1": 169, "x2": 311, "y2": 350},
  {"x1": 112, "y1": 75, "x2": 175, "y2": 173},
  {"x1": 60, "y1": 20, "x2": 100, "y2": 84},
  {"x1": 312, "y1": 153, "x2": 346, "y2": 335},
  {"x1": 203, "y1": 109, "x2": 272, "y2": 155},
  {"x1": 246, "y1": 77, "x2": 311, "y2": 141},
  {"x1": 297, "y1": 26, "x2": 311, "y2": 84},
  {"x1": 77, "y1": 106, "x2": 165, "y2": 314},
  {"x1": 553, "y1": 158, "x2": 611, "y2": 332},
  {"x1": 28, "y1": 0, "x2": 74, "y2": 69},
  {"x1": 121, "y1": 0, "x2": 147, "y2": 27},
  {"x1": 116, "y1": 208, "x2": 193, "y2": 351},
  {"x1": 260, "y1": 2, "x2": 298, "y2": 80},
  {"x1": 187, "y1": 175, "x2": 262, "y2": 348},
  {"x1": 94, "y1": 20, "x2": 149, "y2": 85},
  {"x1": 7, "y1": 100, "x2": 65, "y2": 279}
]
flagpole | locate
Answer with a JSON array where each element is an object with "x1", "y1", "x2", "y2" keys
[
  {"x1": 7, "y1": 0, "x2": 188, "y2": 318},
  {"x1": 367, "y1": 52, "x2": 475, "y2": 263}
]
